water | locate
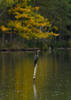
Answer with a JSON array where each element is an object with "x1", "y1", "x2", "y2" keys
[{"x1": 0, "y1": 50, "x2": 71, "y2": 100}]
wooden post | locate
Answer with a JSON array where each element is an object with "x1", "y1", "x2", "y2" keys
[{"x1": 33, "y1": 63, "x2": 38, "y2": 80}]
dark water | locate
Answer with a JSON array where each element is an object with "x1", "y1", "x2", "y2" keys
[{"x1": 0, "y1": 51, "x2": 71, "y2": 100}]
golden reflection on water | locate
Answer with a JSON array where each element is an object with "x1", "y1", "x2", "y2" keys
[
  {"x1": 0, "y1": 52, "x2": 60, "y2": 100},
  {"x1": 0, "y1": 52, "x2": 34, "y2": 100}
]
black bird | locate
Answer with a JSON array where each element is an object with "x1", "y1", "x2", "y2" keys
[{"x1": 34, "y1": 50, "x2": 40, "y2": 67}]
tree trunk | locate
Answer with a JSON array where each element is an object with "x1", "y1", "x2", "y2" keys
[{"x1": 2, "y1": 33, "x2": 5, "y2": 46}]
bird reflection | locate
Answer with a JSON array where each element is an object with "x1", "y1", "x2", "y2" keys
[{"x1": 33, "y1": 81, "x2": 38, "y2": 100}]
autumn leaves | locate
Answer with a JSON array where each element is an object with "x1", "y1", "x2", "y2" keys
[{"x1": 0, "y1": 0, "x2": 59, "y2": 40}]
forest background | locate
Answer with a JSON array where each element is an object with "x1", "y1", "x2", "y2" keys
[{"x1": 0, "y1": 0, "x2": 71, "y2": 50}]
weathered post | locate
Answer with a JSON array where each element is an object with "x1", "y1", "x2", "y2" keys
[
  {"x1": 33, "y1": 50, "x2": 40, "y2": 80},
  {"x1": 33, "y1": 63, "x2": 38, "y2": 80}
]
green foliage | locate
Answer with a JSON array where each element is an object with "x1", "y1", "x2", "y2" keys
[
  {"x1": 37, "y1": 0, "x2": 71, "y2": 36},
  {"x1": 68, "y1": 39, "x2": 71, "y2": 47},
  {"x1": 55, "y1": 40, "x2": 68, "y2": 48}
]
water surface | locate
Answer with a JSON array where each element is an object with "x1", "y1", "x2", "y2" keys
[{"x1": 0, "y1": 50, "x2": 71, "y2": 100}]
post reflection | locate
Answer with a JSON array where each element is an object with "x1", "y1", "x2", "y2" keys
[{"x1": 33, "y1": 81, "x2": 38, "y2": 100}]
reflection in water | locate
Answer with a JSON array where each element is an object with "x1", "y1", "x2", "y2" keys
[
  {"x1": 0, "y1": 52, "x2": 34, "y2": 100},
  {"x1": 0, "y1": 51, "x2": 71, "y2": 100},
  {"x1": 33, "y1": 81, "x2": 37, "y2": 100}
]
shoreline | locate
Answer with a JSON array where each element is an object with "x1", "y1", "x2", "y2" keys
[
  {"x1": 0, "y1": 48, "x2": 40, "y2": 52},
  {"x1": 0, "y1": 47, "x2": 71, "y2": 52},
  {"x1": 56, "y1": 48, "x2": 71, "y2": 50}
]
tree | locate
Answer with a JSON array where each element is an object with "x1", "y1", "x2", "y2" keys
[
  {"x1": 0, "y1": 0, "x2": 59, "y2": 41},
  {"x1": 36, "y1": 0, "x2": 71, "y2": 37}
]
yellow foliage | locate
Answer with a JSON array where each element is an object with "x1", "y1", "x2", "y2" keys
[
  {"x1": 0, "y1": 25, "x2": 8, "y2": 32},
  {"x1": 30, "y1": 19, "x2": 34, "y2": 23},
  {"x1": 54, "y1": 33, "x2": 60, "y2": 36},
  {"x1": 46, "y1": 21, "x2": 51, "y2": 27},
  {"x1": 41, "y1": 23, "x2": 47, "y2": 27},
  {"x1": 36, "y1": 14, "x2": 44, "y2": 20},
  {"x1": 36, "y1": 32, "x2": 49, "y2": 38},
  {"x1": 24, "y1": 7, "x2": 31, "y2": 12},
  {"x1": 15, "y1": 13, "x2": 29, "y2": 19},
  {"x1": 15, "y1": 7, "x2": 23, "y2": 11},
  {"x1": 34, "y1": 7, "x2": 40, "y2": 11},
  {"x1": 48, "y1": 32, "x2": 59, "y2": 37},
  {"x1": 15, "y1": 21, "x2": 22, "y2": 29},
  {"x1": 23, "y1": 27, "x2": 29, "y2": 31},
  {"x1": 1, "y1": 0, "x2": 59, "y2": 40},
  {"x1": 22, "y1": 34, "x2": 30, "y2": 40},
  {"x1": 53, "y1": 26, "x2": 58, "y2": 30}
]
